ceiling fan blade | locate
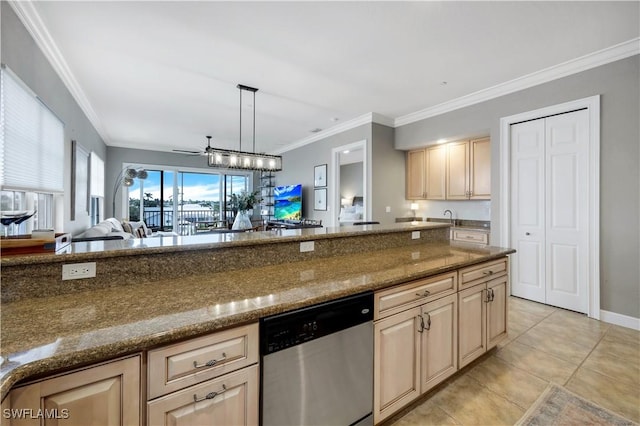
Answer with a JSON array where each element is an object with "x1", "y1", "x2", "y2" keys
[{"x1": 173, "y1": 149, "x2": 202, "y2": 155}]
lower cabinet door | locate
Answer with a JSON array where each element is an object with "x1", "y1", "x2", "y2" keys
[
  {"x1": 458, "y1": 283, "x2": 487, "y2": 368},
  {"x1": 374, "y1": 307, "x2": 421, "y2": 424},
  {"x1": 487, "y1": 276, "x2": 508, "y2": 350},
  {"x1": 420, "y1": 294, "x2": 458, "y2": 393},
  {"x1": 9, "y1": 355, "x2": 141, "y2": 426},
  {"x1": 147, "y1": 365, "x2": 258, "y2": 426}
]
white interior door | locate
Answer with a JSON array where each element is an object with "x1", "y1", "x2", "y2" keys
[
  {"x1": 544, "y1": 110, "x2": 589, "y2": 313},
  {"x1": 510, "y1": 109, "x2": 590, "y2": 313},
  {"x1": 510, "y1": 118, "x2": 546, "y2": 303}
]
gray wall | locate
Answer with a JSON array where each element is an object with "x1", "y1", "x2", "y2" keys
[
  {"x1": 396, "y1": 55, "x2": 640, "y2": 319},
  {"x1": 1, "y1": 4, "x2": 107, "y2": 235},
  {"x1": 371, "y1": 123, "x2": 406, "y2": 224},
  {"x1": 340, "y1": 162, "x2": 363, "y2": 201},
  {"x1": 279, "y1": 124, "x2": 372, "y2": 225}
]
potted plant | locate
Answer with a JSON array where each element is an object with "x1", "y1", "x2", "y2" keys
[{"x1": 229, "y1": 191, "x2": 261, "y2": 230}]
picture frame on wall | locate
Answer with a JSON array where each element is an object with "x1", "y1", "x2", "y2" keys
[
  {"x1": 314, "y1": 164, "x2": 327, "y2": 188},
  {"x1": 314, "y1": 188, "x2": 327, "y2": 211},
  {"x1": 70, "y1": 140, "x2": 90, "y2": 221}
]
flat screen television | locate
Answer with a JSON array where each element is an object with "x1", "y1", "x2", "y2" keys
[{"x1": 274, "y1": 184, "x2": 302, "y2": 220}]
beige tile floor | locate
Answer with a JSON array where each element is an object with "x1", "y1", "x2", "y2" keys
[{"x1": 390, "y1": 296, "x2": 640, "y2": 425}]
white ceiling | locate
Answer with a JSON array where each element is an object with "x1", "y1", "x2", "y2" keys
[{"x1": 17, "y1": 1, "x2": 640, "y2": 155}]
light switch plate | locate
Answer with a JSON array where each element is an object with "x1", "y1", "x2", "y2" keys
[{"x1": 411, "y1": 231, "x2": 420, "y2": 240}]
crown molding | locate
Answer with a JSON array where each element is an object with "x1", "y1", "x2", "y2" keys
[
  {"x1": 272, "y1": 112, "x2": 367, "y2": 155},
  {"x1": 8, "y1": 1, "x2": 111, "y2": 144},
  {"x1": 394, "y1": 37, "x2": 640, "y2": 127}
]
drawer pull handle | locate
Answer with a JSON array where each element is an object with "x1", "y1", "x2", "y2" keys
[
  {"x1": 193, "y1": 384, "x2": 227, "y2": 403},
  {"x1": 415, "y1": 290, "x2": 431, "y2": 298},
  {"x1": 193, "y1": 352, "x2": 227, "y2": 369},
  {"x1": 482, "y1": 270, "x2": 494, "y2": 276}
]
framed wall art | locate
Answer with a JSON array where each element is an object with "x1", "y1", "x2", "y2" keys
[
  {"x1": 314, "y1": 188, "x2": 327, "y2": 211},
  {"x1": 314, "y1": 164, "x2": 327, "y2": 188}
]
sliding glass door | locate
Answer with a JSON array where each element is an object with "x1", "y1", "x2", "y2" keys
[{"x1": 126, "y1": 166, "x2": 251, "y2": 235}]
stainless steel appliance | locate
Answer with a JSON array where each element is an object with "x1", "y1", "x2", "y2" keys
[{"x1": 261, "y1": 292, "x2": 374, "y2": 426}]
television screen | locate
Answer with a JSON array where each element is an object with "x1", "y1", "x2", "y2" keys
[{"x1": 274, "y1": 184, "x2": 302, "y2": 220}]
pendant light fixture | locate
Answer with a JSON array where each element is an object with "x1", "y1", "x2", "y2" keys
[{"x1": 207, "y1": 84, "x2": 283, "y2": 171}]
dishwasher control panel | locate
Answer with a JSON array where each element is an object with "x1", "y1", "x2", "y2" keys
[{"x1": 260, "y1": 292, "x2": 373, "y2": 355}]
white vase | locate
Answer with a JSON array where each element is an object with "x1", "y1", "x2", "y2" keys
[{"x1": 232, "y1": 211, "x2": 253, "y2": 230}]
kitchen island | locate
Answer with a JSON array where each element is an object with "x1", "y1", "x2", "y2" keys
[{"x1": 1, "y1": 222, "x2": 514, "y2": 423}]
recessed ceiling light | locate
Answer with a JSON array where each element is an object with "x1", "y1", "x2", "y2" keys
[
  {"x1": 437, "y1": 138, "x2": 447, "y2": 144},
  {"x1": 310, "y1": 128, "x2": 323, "y2": 133},
  {"x1": 440, "y1": 81, "x2": 448, "y2": 86},
  {"x1": 343, "y1": 150, "x2": 350, "y2": 154}
]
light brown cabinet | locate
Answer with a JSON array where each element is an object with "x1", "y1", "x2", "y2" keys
[
  {"x1": 406, "y1": 145, "x2": 446, "y2": 200},
  {"x1": 458, "y1": 260, "x2": 508, "y2": 368},
  {"x1": 451, "y1": 228, "x2": 490, "y2": 245},
  {"x1": 446, "y1": 140, "x2": 470, "y2": 200},
  {"x1": 447, "y1": 138, "x2": 491, "y2": 200},
  {"x1": 469, "y1": 137, "x2": 491, "y2": 199},
  {"x1": 406, "y1": 137, "x2": 490, "y2": 201},
  {"x1": 147, "y1": 365, "x2": 259, "y2": 426},
  {"x1": 374, "y1": 307, "x2": 421, "y2": 423},
  {"x1": 146, "y1": 323, "x2": 259, "y2": 426},
  {"x1": 374, "y1": 273, "x2": 458, "y2": 423},
  {"x1": 7, "y1": 355, "x2": 141, "y2": 426}
]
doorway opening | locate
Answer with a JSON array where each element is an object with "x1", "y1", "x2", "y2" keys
[{"x1": 331, "y1": 140, "x2": 370, "y2": 227}]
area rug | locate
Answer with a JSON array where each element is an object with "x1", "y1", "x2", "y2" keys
[{"x1": 516, "y1": 383, "x2": 638, "y2": 426}]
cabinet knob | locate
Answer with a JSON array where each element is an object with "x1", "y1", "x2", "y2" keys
[{"x1": 525, "y1": 232, "x2": 531, "y2": 236}]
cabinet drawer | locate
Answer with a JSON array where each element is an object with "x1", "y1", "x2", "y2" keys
[
  {"x1": 147, "y1": 364, "x2": 259, "y2": 426},
  {"x1": 148, "y1": 323, "x2": 259, "y2": 399},
  {"x1": 458, "y1": 258, "x2": 507, "y2": 289},
  {"x1": 452, "y1": 229, "x2": 489, "y2": 245},
  {"x1": 375, "y1": 272, "x2": 457, "y2": 320}
]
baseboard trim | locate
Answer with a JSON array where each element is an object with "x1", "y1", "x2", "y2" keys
[{"x1": 600, "y1": 309, "x2": 640, "y2": 331}]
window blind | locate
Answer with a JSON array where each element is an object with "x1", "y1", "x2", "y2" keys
[
  {"x1": 90, "y1": 152, "x2": 104, "y2": 197},
  {"x1": 0, "y1": 66, "x2": 64, "y2": 193}
]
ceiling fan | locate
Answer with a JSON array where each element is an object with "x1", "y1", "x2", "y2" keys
[{"x1": 173, "y1": 136, "x2": 215, "y2": 156}]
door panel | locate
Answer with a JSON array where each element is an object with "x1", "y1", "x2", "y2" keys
[
  {"x1": 420, "y1": 295, "x2": 457, "y2": 393},
  {"x1": 425, "y1": 145, "x2": 446, "y2": 200},
  {"x1": 510, "y1": 119, "x2": 545, "y2": 303},
  {"x1": 374, "y1": 308, "x2": 421, "y2": 423},
  {"x1": 545, "y1": 110, "x2": 589, "y2": 313}
]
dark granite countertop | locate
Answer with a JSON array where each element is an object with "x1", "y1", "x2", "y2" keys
[
  {"x1": 1, "y1": 222, "x2": 449, "y2": 266},
  {"x1": 0, "y1": 239, "x2": 514, "y2": 401}
]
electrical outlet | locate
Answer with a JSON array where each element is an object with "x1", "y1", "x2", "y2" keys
[
  {"x1": 412, "y1": 231, "x2": 421, "y2": 240},
  {"x1": 62, "y1": 262, "x2": 96, "y2": 280},
  {"x1": 300, "y1": 241, "x2": 315, "y2": 253}
]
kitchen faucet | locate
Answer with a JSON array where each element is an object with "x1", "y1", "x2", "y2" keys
[{"x1": 444, "y1": 209, "x2": 453, "y2": 225}]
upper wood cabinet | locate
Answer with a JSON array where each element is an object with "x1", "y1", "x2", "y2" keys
[
  {"x1": 406, "y1": 149, "x2": 426, "y2": 199},
  {"x1": 406, "y1": 137, "x2": 490, "y2": 201},
  {"x1": 470, "y1": 137, "x2": 491, "y2": 199},
  {"x1": 406, "y1": 145, "x2": 446, "y2": 200},
  {"x1": 446, "y1": 141, "x2": 470, "y2": 200}
]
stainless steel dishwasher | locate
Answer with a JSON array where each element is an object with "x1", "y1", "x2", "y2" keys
[{"x1": 260, "y1": 292, "x2": 374, "y2": 426}]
